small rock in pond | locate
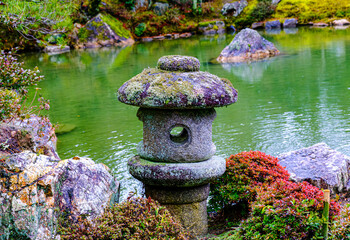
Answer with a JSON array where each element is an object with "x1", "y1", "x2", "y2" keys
[{"x1": 55, "y1": 123, "x2": 76, "y2": 135}]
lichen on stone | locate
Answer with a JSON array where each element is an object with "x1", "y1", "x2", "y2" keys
[{"x1": 118, "y1": 57, "x2": 238, "y2": 109}]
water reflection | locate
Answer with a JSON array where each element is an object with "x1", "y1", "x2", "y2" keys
[
  {"x1": 23, "y1": 27, "x2": 350, "y2": 200},
  {"x1": 220, "y1": 60, "x2": 272, "y2": 83}
]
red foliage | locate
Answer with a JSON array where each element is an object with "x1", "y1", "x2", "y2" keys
[{"x1": 209, "y1": 151, "x2": 290, "y2": 215}]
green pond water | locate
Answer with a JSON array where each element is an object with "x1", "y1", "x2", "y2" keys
[{"x1": 23, "y1": 27, "x2": 350, "y2": 199}]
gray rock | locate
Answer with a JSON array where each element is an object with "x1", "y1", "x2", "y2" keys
[
  {"x1": 283, "y1": 18, "x2": 298, "y2": 28},
  {"x1": 55, "y1": 156, "x2": 120, "y2": 221},
  {"x1": 128, "y1": 155, "x2": 226, "y2": 187},
  {"x1": 278, "y1": 143, "x2": 350, "y2": 193},
  {"x1": 252, "y1": 22, "x2": 264, "y2": 29},
  {"x1": 153, "y1": 2, "x2": 169, "y2": 16},
  {"x1": 142, "y1": 37, "x2": 153, "y2": 42},
  {"x1": 333, "y1": 19, "x2": 350, "y2": 26},
  {"x1": 137, "y1": 108, "x2": 216, "y2": 162},
  {"x1": 1, "y1": 116, "x2": 59, "y2": 159},
  {"x1": 217, "y1": 28, "x2": 280, "y2": 63},
  {"x1": 221, "y1": 0, "x2": 248, "y2": 16},
  {"x1": 313, "y1": 22, "x2": 329, "y2": 27},
  {"x1": 44, "y1": 45, "x2": 70, "y2": 54},
  {"x1": 265, "y1": 20, "x2": 281, "y2": 29},
  {"x1": 0, "y1": 151, "x2": 119, "y2": 239}
]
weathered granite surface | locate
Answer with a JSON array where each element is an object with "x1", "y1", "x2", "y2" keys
[
  {"x1": 217, "y1": 28, "x2": 280, "y2": 63},
  {"x1": 128, "y1": 155, "x2": 226, "y2": 187},
  {"x1": 0, "y1": 133, "x2": 119, "y2": 240},
  {"x1": 56, "y1": 156, "x2": 120, "y2": 222},
  {"x1": 278, "y1": 143, "x2": 350, "y2": 193},
  {"x1": 1, "y1": 116, "x2": 59, "y2": 159},
  {"x1": 265, "y1": 20, "x2": 281, "y2": 29},
  {"x1": 0, "y1": 151, "x2": 59, "y2": 239},
  {"x1": 137, "y1": 108, "x2": 216, "y2": 162},
  {"x1": 283, "y1": 18, "x2": 298, "y2": 28},
  {"x1": 118, "y1": 55, "x2": 238, "y2": 109},
  {"x1": 221, "y1": 0, "x2": 248, "y2": 16}
]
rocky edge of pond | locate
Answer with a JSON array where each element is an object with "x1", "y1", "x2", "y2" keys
[
  {"x1": 217, "y1": 28, "x2": 280, "y2": 63},
  {"x1": 0, "y1": 116, "x2": 120, "y2": 239},
  {"x1": 2, "y1": 116, "x2": 350, "y2": 239}
]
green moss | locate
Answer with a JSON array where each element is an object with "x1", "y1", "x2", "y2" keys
[
  {"x1": 100, "y1": 14, "x2": 131, "y2": 39},
  {"x1": 78, "y1": 27, "x2": 89, "y2": 42},
  {"x1": 198, "y1": 20, "x2": 217, "y2": 27},
  {"x1": 273, "y1": 0, "x2": 350, "y2": 24}
]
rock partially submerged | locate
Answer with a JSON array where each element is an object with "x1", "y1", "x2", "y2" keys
[
  {"x1": 278, "y1": 143, "x2": 350, "y2": 193},
  {"x1": 217, "y1": 28, "x2": 280, "y2": 63},
  {"x1": 44, "y1": 45, "x2": 70, "y2": 55},
  {"x1": 333, "y1": 19, "x2": 350, "y2": 26},
  {"x1": 283, "y1": 18, "x2": 298, "y2": 28}
]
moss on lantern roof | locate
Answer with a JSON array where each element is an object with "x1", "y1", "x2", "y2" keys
[{"x1": 117, "y1": 56, "x2": 238, "y2": 109}]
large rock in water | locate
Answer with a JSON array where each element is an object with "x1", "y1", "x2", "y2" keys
[
  {"x1": 217, "y1": 28, "x2": 280, "y2": 63},
  {"x1": 278, "y1": 143, "x2": 350, "y2": 193},
  {"x1": 76, "y1": 13, "x2": 134, "y2": 48}
]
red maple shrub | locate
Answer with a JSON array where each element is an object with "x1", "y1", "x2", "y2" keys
[
  {"x1": 209, "y1": 151, "x2": 290, "y2": 217},
  {"x1": 234, "y1": 179, "x2": 340, "y2": 240}
]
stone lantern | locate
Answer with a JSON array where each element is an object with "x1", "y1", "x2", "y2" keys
[{"x1": 117, "y1": 55, "x2": 238, "y2": 236}]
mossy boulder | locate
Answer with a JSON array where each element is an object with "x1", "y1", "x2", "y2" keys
[
  {"x1": 217, "y1": 28, "x2": 280, "y2": 63},
  {"x1": 77, "y1": 13, "x2": 134, "y2": 48}
]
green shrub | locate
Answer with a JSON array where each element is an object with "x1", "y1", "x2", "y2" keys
[
  {"x1": 58, "y1": 197, "x2": 191, "y2": 240},
  {"x1": 209, "y1": 151, "x2": 290, "y2": 217},
  {"x1": 0, "y1": 50, "x2": 43, "y2": 93},
  {"x1": 0, "y1": 49, "x2": 48, "y2": 121},
  {"x1": 0, "y1": 0, "x2": 79, "y2": 48},
  {"x1": 134, "y1": 22, "x2": 146, "y2": 37},
  {"x1": 0, "y1": 88, "x2": 21, "y2": 120},
  {"x1": 233, "y1": 179, "x2": 340, "y2": 240},
  {"x1": 251, "y1": 0, "x2": 276, "y2": 22},
  {"x1": 330, "y1": 204, "x2": 350, "y2": 239}
]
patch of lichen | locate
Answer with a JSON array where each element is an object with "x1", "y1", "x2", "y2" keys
[
  {"x1": 100, "y1": 14, "x2": 132, "y2": 39},
  {"x1": 118, "y1": 68, "x2": 237, "y2": 108}
]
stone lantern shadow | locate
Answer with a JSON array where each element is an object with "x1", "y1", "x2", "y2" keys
[{"x1": 118, "y1": 55, "x2": 238, "y2": 236}]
